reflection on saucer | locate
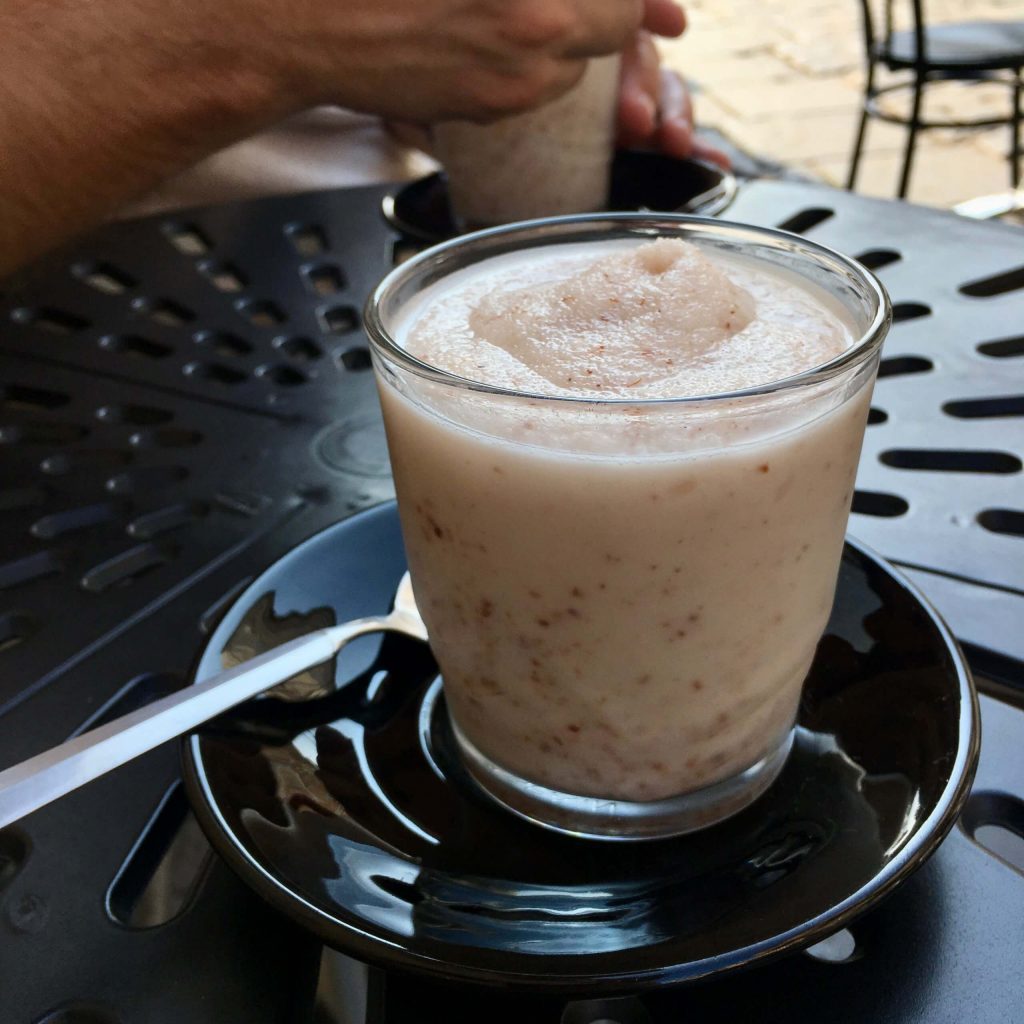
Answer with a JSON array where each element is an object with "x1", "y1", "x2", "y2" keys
[{"x1": 220, "y1": 593, "x2": 336, "y2": 702}]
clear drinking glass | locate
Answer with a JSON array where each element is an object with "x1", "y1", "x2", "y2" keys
[{"x1": 365, "y1": 214, "x2": 890, "y2": 840}]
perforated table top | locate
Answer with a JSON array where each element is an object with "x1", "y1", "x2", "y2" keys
[
  {"x1": 728, "y1": 183, "x2": 1024, "y2": 674},
  {"x1": 0, "y1": 180, "x2": 1022, "y2": 1023}
]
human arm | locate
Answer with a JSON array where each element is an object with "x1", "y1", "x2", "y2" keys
[{"x1": 0, "y1": 0, "x2": 642, "y2": 276}]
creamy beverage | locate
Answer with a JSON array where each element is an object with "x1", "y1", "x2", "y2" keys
[
  {"x1": 367, "y1": 218, "x2": 887, "y2": 838},
  {"x1": 432, "y1": 56, "x2": 619, "y2": 227}
]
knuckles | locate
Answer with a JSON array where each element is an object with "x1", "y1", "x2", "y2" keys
[
  {"x1": 465, "y1": 60, "x2": 579, "y2": 119},
  {"x1": 499, "y1": 0, "x2": 579, "y2": 51}
]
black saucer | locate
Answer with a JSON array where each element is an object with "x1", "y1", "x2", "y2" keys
[
  {"x1": 183, "y1": 502, "x2": 978, "y2": 993},
  {"x1": 382, "y1": 151, "x2": 738, "y2": 244}
]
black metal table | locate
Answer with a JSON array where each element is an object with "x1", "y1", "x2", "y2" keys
[{"x1": 0, "y1": 180, "x2": 1021, "y2": 1023}]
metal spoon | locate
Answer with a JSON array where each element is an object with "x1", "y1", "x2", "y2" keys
[{"x1": 0, "y1": 572, "x2": 427, "y2": 830}]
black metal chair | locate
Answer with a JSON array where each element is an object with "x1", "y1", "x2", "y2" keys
[{"x1": 849, "y1": 1, "x2": 1024, "y2": 198}]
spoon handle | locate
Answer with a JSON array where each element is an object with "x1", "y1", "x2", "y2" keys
[{"x1": 0, "y1": 616, "x2": 387, "y2": 830}]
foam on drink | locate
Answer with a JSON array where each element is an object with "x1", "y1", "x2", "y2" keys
[{"x1": 405, "y1": 239, "x2": 852, "y2": 398}]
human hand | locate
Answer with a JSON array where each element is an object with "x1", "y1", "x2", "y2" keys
[
  {"x1": 271, "y1": 0, "x2": 645, "y2": 124},
  {"x1": 388, "y1": 2, "x2": 731, "y2": 167},
  {"x1": 616, "y1": 28, "x2": 732, "y2": 167}
]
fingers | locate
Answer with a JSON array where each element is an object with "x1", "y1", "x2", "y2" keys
[
  {"x1": 617, "y1": 30, "x2": 661, "y2": 146},
  {"x1": 656, "y1": 68, "x2": 732, "y2": 168},
  {"x1": 562, "y1": 0, "x2": 645, "y2": 57},
  {"x1": 690, "y1": 138, "x2": 733, "y2": 169},
  {"x1": 654, "y1": 67, "x2": 692, "y2": 156},
  {"x1": 655, "y1": 67, "x2": 695, "y2": 158},
  {"x1": 467, "y1": 55, "x2": 588, "y2": 122},
  {"x1": 534, "y1": 56, "x2": 591, "y2": 107},
  {"x1": 559, "y1": 0, "x2": 684, "y2": 59},
  {"x1": 384, "y1": 120, "x2": 434, "y2": 153},
  {"x1": 642, "y1": 0, "x2": 687, "y2": 38}
]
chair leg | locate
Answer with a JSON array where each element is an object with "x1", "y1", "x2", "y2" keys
[
  {"x1": 847, "y1": 67, "x2": 876, "y2": 191},
  {"x1": 847, "y1": 106, "x2": 871, "y2": 190},
  {"x1": 898, "y1": 73, "x2": 925, "y2": 199},
  {"x1": 1012, "y1": 67, "x2": 1022, "y2": 189}
]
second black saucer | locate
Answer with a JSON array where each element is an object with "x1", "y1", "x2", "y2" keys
[{"x1": 382, "y1": 151, "x2": 738, "y2": 244}]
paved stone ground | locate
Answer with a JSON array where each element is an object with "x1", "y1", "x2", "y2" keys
[{"x1": 660, "y1": 0, "x2": 1024, "y2": 208}]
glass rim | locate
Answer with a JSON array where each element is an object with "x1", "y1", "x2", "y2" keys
[{"x1": 364, "y1": 212, "x2": 892, "y2": 407}]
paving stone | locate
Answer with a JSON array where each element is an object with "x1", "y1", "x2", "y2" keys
[
  {"x1": 704, "y1": 76, "x2": 860, "y2": 118},
  {"x1": 735, "y1": 107, "x2": 907, "y2": 163}
]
